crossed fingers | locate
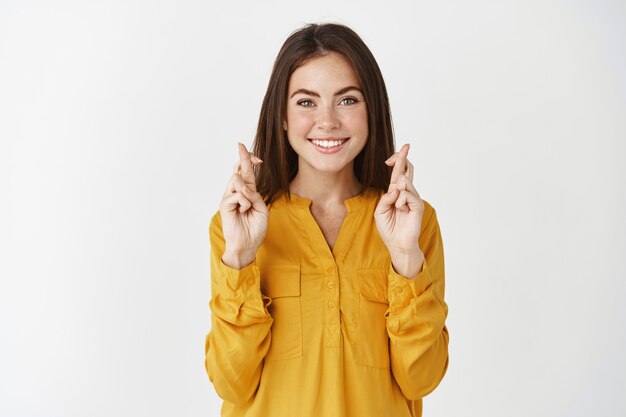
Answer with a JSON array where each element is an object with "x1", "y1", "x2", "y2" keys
[
  {"x1": 385, "y1": 143, "x2": 422, "y2": 211},
  {"x1": 224, "y1": 143, "x2": 263, "y2": 213},
  {"x1": 235, "y1": 143, "x2": 262, "y2": 185},
  {"x1": 386, "y1": 144, "x2": 415, "y2": 191},
  {"x1": 224, "y1": 143, "x2": 263, "y2": 197}
]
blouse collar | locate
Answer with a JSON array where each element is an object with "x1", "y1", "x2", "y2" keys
[{"x1": 272, "y1": 187, "x2": 381, "y2": 213}]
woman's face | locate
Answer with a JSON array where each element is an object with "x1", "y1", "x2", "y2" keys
[{"x1": 285, "y1": 52, "x2": 368, "y2": 177}]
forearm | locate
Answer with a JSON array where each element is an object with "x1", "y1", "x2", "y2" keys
[
  {"x1": 386, "y1": 207, "x2": 449, "y2": 399},
  {"x1": 388, "y1": 293, "x2": 449, "y2": 399},
  {"x1": 206, "y1": 300, "x2": 272, "y2": 404},
  {"x1": 205, "y1": 261, "x2": 273, "y2": 404}
]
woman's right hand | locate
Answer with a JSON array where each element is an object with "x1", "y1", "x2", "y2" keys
[{"x1": 219, "y1": 143, "x2": 268, "y2": 269}]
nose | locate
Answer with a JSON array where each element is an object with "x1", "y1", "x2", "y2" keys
[{"x1": 317, "y1": 104, "x2": 340, "y2": 130}]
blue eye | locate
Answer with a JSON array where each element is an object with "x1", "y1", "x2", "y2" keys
[
  {"x1": 340, "y1": 97, "x2": 358, "y2": 105},
  {"x1": 297, "y1": 99, "x2": 315, "y2": 107}
]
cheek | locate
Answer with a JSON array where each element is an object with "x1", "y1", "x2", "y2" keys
[
  {"x1": 287, "y1": 112, "x2": 315, "y2": 134},
  {"x1": 345, "y1": 109, "x2": 369, "y2": 135}
]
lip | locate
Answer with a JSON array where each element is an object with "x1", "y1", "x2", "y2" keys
[{"x1": 307, "y1": 137, "x2": 350, "y2": 154}]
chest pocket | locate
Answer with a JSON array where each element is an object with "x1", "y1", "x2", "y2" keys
[
  {"x1": 261, "y1": 265, "x2": 303, "y2": 362},
  {"x1": 356, "y1": 269, "x2": 390, "y2": 369}
]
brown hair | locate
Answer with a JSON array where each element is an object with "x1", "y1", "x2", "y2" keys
[{"x1": 252, "y1": 23, "x2": 395, "y2": 205}]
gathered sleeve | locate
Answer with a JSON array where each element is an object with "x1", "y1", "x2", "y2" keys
[
  {"x1": 204, "y1": 211, "x2": 273, "y2": 405},
  {"x1": 385, "y1": 207, "x2": 449, "y2": 400}
]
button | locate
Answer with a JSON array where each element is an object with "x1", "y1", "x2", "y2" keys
[
  {"x1": 247, "y1": 278, "x2": 255, "y2": 286},
  {"x1": 326, "y1": 266, "x2": 335, "y2": 274},
  {"x1": 326, "y1": 281, "x2": 335, "y2": 289},
  {"x1": 394, "y1": 286, "x2": 403, "y2": 294},
  {"x1": 328, "y1": 300, "x2": 336, "y2": 308}
]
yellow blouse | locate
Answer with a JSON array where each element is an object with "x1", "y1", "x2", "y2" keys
[{"x1": 204, "y1": 187, "x2": 449, "y2": 417}]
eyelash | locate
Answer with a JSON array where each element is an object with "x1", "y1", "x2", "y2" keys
[{"x1": 296, "y1": 97, "x2": 359, "y2": 107}]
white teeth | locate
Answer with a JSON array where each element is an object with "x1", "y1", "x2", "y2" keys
[{"x1": 311, "y1": 139, "x2": 347, "y2": 148}]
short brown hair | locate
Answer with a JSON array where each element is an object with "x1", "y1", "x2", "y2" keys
[{"x1": 253, "y1": 23, "x2": 395, "y2": 205}]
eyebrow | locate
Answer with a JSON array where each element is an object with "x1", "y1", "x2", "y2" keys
[{"x1": 289, "y1": 86, "x2": 363, "y2": 99}]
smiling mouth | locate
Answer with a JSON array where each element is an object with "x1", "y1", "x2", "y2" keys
[{"x1": 308, "y1": 138, "x2": 349, "y2": 148}]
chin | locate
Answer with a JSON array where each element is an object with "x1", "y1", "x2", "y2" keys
[{"x1": 301, "y1": 159, "x2": 352, "y2": 175}]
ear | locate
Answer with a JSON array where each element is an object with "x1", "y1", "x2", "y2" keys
[{"x1": 283, "y1": 120, "x2": 287, "y2": 131}]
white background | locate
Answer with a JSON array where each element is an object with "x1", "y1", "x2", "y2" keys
[{"x1": 1, "y1": 0, "x2": 625, "y2": 416}]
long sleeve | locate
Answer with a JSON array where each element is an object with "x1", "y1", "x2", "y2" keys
[
  {"x1": 204, "y1": 211, "x2": 273, "y2": 405},
  {"x1": 385, "y1": 207, "x2": 449, "y2": 400}
]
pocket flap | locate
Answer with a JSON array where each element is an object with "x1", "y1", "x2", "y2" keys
[
  {"x1": 357, "y1": 269, "x2": 388, "y2": 303},
  {"x1": 262, "y1": 265, "x2": 301, "y2": 298}
]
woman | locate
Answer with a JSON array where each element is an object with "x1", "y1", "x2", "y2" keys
[{"x1": 205, "y1": 23, "x2": 449, "y2": 417}]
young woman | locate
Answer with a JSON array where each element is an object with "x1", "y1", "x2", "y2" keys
[{"x1": 205, "y1": 23, "x2": 449, "y2": 417}]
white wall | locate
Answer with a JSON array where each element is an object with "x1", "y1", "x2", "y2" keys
[{"x1": 1, "y1": 0, "x2": 624, "y2": 416}]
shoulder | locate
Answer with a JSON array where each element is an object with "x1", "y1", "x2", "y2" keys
[
  {"x1": 422, "y1": 199, "x2": 436, "y2": 222},
  {"x1": 208, "y1": 210, "x2": 223, "y2": 237}
]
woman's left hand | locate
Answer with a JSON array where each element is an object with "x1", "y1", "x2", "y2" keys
[{"x1": 374, "y1": 143, "x2": 425, "y2": 278}]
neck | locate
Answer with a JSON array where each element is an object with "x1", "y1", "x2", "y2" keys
[{"x1": 289, "y1": 162, "x2": 361, "y2": 207}]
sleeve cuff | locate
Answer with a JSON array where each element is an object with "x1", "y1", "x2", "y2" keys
[
  {"x1": 218, "y1": 258, "x2": 262, "y2": 300},
  {"x1": 387, "y1": 258, "x2": 433, "y2": 309}
]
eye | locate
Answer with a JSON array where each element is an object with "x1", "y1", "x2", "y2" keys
[
  {"x1": 297, "y1": 99, "x2": 315, "y2": 107},
  {"x1": 340, "y1": 97, "x2": 358, "y2": 105}
]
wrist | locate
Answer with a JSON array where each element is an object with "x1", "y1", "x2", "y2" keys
[
  {"x1": 390, "y1": 249, "x2": 425, "y2": 279},
  {"x1": 221, "y1": 249, "x2": 256, "y2": 270}
]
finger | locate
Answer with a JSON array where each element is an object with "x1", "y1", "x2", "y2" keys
[
  {"x1": 233, "y1": 157, "x2": 262, "y2": 176},
  {"x1": 240, "y1": 184, "x2": 268, "y2": 214},
  {"x1": 394, "y1": 190, "x2": 411, "y2": 212},
  {"x1": 386, "y1": 153, "x2": 412, "y2": 175},
  {"x1": 395, "y1": 190, "x2": 408, "y2": 211},
  {"x1": 374, "y1": 188, "x2": 399, "y2": 215},
  {"x1": 239, "y1": 199, "x2": 252, "y2": 213},
  {"x1": 384, "y1": 146, "x2": 408, "y2": 164},
  {"x1": 390, "y1": 174, "x2": 408, "y2": 192},
  {"x1": 232, "y1": 174, "x2": 247, "y2": 192},
  {"x1": 385, "y1": 153, "x2": 397, "y2": 165},
  {"x1": 224, "y1": 173, "x2": 246, "y2": 197},
  {"x1": 388, "y1": 144, "x2": 409, "y2": 191},
  {"x1": 238, "y1": 143, "x2": 257, "y2": 190},
  {"x1": 220, "y1": 191, "x2": 252, "y2": 213},
  {"x1": 390, "y1": 144, "x2": 409, "y2": 183},
  {"x1": 406, "y1": 160, "x2": 414, "y2": 182},
  {"x1": 393, "y1": 173, "x2": 418, "y2": 195},
  {"x1": 395, "y1": 190, "x2": 423, "y2": 212},
  {"x1": 393, "y1": 175, "x2": 421, "y2": 201},
  {"x1": 402, "y1": 189, "x2": 423, "y2": 211}
]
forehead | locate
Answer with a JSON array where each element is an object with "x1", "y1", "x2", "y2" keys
[{"x1": 288, "y1": 52, "x2": 361, "y2": 92}]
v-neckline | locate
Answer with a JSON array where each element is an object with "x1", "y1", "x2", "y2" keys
[{"x1": 286, "y1": 189, "x2": 373, "y2": 266}]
